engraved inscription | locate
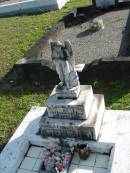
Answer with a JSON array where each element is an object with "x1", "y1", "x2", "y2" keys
[{"x1": 47, "y1": 105, "x2": 86, "y2": 119}]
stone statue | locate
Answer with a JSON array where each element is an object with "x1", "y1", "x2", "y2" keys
[{"x1": 50, "y1": 40, "x2": 80, "y2": 91}]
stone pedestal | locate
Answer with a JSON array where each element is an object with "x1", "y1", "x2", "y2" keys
[
  {"x1": 56, "y1": 85, "x2": 80, "y2": 99},
  {"x1": 46, "y1": 85, "x2": 93, "y2": 120},
  {"x1": 40, "y1": 85, "x2": 105, "y2": 140}
]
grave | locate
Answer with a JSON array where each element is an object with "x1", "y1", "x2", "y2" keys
[
  {"x1": 1, "y1": 105, "x2": 130, "y2": 173},
  {"x1": 0, "y1": 39, "x2": 114, "y2": 173},
  {"x1": 39, "y1": 40, "x2": 105, "y2": 141},
  {"x1": 0, "y1": 0, "x2": 69, "y2": 16},
  {"x1": 1, "y1": 1, "x2": 130, "y2": 173}
]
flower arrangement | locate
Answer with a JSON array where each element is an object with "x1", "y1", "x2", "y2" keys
[{"x1": 39, "y1": 141, "x2": 74, "y2": 173}]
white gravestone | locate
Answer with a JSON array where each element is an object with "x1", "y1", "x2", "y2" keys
[{"x1": 40, "y1": 40, "x2": 105, "y2": 140}]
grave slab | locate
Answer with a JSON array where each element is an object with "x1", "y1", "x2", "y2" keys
[
  {"x1": 79, "y1": 153, "x2": 96, "y2": 167},
  {"x1": 27, "y1": 146, "x2": 42, "y2": 158},
  {"x1": 33, "y1": 159, "x2": 42, "y2": 172},
  {"x1": 17, "y1": 169, "x2": 32, "y2": 173},
  {"x1": 71, "y1": 152, "x2": 80, "y2": 165},
  {"x1": 20, "y1": 157, "x2": 36, "y2": 171},
  {"x1": 95, "y1": 154, "x2": 109, "y2": 168},
  {"x1": 68, "y1": 164, "x2": 78, "y2": 173},
  {"x1": 77, "y1": 165, "x2": 93, "y2": 173},
  {"x1": 93, "y1": 167, "x2": 107, "y2": 173},
  {"x1": 1, "y1": 107, "x2": 130, "y2": 173}
]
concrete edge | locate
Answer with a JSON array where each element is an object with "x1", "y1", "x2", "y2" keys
[
  {"x1": 13, "y1": 56, "x2": 130, "y2": 83},
  {"x1": 0, "y1": 107, "x2": 46, "y2": 173},
  {"x1": 0, "y1": 106, "x2": 114, "y2": 173},
  {"x1": 1, "y1": 106, "x2": 130, "y2": 173}
]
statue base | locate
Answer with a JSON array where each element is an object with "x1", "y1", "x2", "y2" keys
[
  {"x1": 56, "y1": 85, "x2": 80, "y2": 99},
  {"x1": 40, "y1": 94, "x2": 105, "y2": 140},
  {"x1": 46, "y1": 85, "x2": 94, "y2": 120}
]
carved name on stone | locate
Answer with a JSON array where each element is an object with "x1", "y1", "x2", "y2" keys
[{"x1": 47, "y1": 105, "x2": 85, "y2": 119}]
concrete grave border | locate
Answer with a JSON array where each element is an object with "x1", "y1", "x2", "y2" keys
[{"x1": 1, "y1": 106, "x2": 130, "y2": 173}]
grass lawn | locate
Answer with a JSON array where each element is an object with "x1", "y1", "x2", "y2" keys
[{"x1": 0, "y1": 0, "x2": 130, "y2": 152}]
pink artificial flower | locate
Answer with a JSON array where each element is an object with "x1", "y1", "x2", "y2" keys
[{"x1": 55, "y1": 162, "x2": 64, "y2": 171}]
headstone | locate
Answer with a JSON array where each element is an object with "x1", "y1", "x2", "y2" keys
[
  {"x1": 40, "y1": 40, "x2": 105, "y2": 140},
  {"x1": 46, "y1": 85, "x2": 93, "y2": 120}
]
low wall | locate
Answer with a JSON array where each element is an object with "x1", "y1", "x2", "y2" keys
[
  {"x1": 13, "y1": 57, "x2": 130, "y2": 85},
  {"x1": 0, "y1": 0, "x2": 69, "y2": 16}
]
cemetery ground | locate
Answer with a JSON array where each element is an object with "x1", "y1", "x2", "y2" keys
[{"x1": 0, "y1": 0, "x2": 130, "y2": 153}]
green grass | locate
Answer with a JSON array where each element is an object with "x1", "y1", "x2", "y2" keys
[
  {"x1": 0, "y1": 0, "x2": 90, "y2": 151},
  {"x1": 0, "y1": 0, "x2": 130, "y2": 152},
  {"x1": 0, "y1": 85, "x2": 50, "y2": 149},
  {"x1": 89, "y1": 80, "x2": 130, "y2": 110}
]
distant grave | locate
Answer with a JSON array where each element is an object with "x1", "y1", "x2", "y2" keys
[{"x1": 0, "y1": 0, "x2": 69, "y2": 16}]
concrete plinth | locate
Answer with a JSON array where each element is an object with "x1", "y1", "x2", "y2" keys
[
  {"x1": 56, "y1": 85, "x2": 80, "y2": 99},
  {"x1": 40, "y1": 94, "x2": 105, "y2": 140},
  {"x1": 46, "y1": 85, "x2": 94, "y2": 120}
]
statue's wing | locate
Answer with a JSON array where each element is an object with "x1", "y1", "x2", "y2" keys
[
  {"x1": 64, "y1": 40, "x2": 73, "y2": 56},
  {"x1": 64, "y1": 40, "x2": 75, "y2": 68}
]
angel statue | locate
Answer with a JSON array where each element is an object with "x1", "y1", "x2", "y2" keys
[{"x1": 50, "y1": 40, "x2": 80, "y2": 91}]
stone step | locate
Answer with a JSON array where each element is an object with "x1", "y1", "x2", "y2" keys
[
  {"x1": 40, "y1": 94, "x2": 105, "y2": 140},
  {"x1": 46, "y1": 85, "x2": 94, "y2": 120}
]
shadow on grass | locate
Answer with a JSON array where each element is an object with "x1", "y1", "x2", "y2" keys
[
  {"x1": 86, "y1": 80, "x2": 130, "y2": 110},
  {"x1": 1, "y1": 69, "x2": 130, "y2": 110},
  {"x1": 77, "y1": 28, "x2": 98, "y2": 38}
]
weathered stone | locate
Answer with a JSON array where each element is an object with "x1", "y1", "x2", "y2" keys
[
  {"x1": 40, "y1": 94, "x2": 105, "y2": 140},
  {"x1": 50, "y1": 40, "x2": 80, "y2": 93},
  {"x1": 46, "y1": 85, "x2": 94, "y2": 120},
  {"x1": 89, "y1": 19, "x2": 105, "y2": 31},
  {"x1": 56, "y1": 85, "x2": 80, "y2": 99}
]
